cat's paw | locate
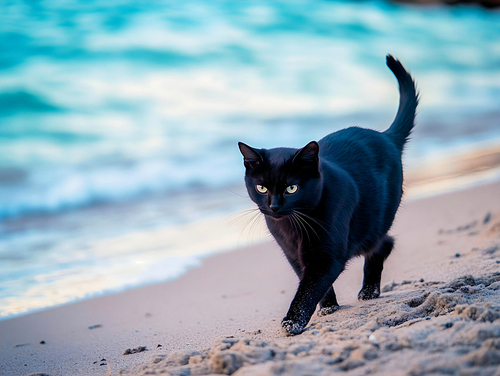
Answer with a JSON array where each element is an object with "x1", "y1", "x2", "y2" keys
[
  {"x1": 281, "y1": 319, "x2": 305, "y2": 336},
  {"x1": 317, "y1": 305, "x2": 339, "y2": 317},
  {"x1": 358, "y1": 284, "x2": 380, "y2": 300}
]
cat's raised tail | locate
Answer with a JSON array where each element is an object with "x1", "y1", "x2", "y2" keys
[{"x1": 384, "y1": 54, "x2": 419, "y2": 150}]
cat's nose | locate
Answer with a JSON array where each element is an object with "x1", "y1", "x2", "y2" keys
[{"x1": 269, "y1": 195, "x2": 280, "y2": 212}]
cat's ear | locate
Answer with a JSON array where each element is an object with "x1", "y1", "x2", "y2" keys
[
  {"x1": 293, "y1": 141, "x2": 319, "y2": 170},
  {"x1": 238, "y1": 142, "x2": 263, "y2": 170}
]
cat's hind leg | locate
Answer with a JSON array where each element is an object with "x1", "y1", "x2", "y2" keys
[
  {"x1": 358, "y1": 235, "x2": 394, "y2": 300},
  {"x1": 318, "y1": 285, "x2": 340, "y2": 316}
]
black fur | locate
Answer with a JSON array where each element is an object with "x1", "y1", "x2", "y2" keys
[{"x1": 238, "y1": 55, "x2": 418, "y2": 336}]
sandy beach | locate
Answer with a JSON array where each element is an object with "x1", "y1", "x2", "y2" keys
[
  {"x1": 0, "y1": 178, "x2": 499, "y2": 376},
  {"x1": 2, "y1": 1, "x2": 500, "y2": 375}
]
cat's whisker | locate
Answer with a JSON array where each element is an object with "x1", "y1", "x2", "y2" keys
[
  {"x1": 293, "y1": 211, "x2": 322, "y2": 241},
  {"x1": 296, "y1": 215, "x2": 317, "y2": 241},
  {"x1": 227, "y1": 208, "x2": 260, "y2": 227},
  {"x1": 296, "y1": 214, "x2": 310, "y2": 244},
  {"x1": 294, "y1": 210, "x2": 330, "y2": 235},
  {"x1": 292, "y1": 212, "x2": 312, "y2": 244},
  {"x1": 225, "y1": 187, "x2": 249, "y2": 199},
  {"x1": 234, "y1": 207, "x2": 263, "y2": 241},
  {"x1": 290, "y1": 213, "x2": 303, "y2": 242},
  {"x1": 245, "y1": 212, "x2": 261, "y2": 233},
  {"x1": 295, "y1": 210, "x2": 333, "y2": 241},
  {"x1": 228, "y1": 209, "x2": 259, "y2": 222},
  {"x1": 238, "y1": 210, "x2": 261, "y2": 237},
  {"x1": 232, "y1": 208, "x2": 260, "y2": 217},
  {"x1": 287, "y1": 214, "x2": 302, "y2": 241},
  {"x1": 287, "y1": 215, "x2": 299, "y2": 236},
  {"x1": 247, "y1": 211, "x2": 265, "y2": 241},
  {"x1": 293, "y1": 208, "x2": 330, "y2": 228}
]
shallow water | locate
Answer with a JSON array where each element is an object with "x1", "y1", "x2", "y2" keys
[{"x1": 1, "y1": 0, "x2": 500, "y2": 318}]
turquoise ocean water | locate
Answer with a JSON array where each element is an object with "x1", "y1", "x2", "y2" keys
[{"x1": 1, "y1": 0, "x2": 500, "y2": 318}]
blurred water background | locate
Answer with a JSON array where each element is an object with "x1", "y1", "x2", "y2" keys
[{"x1": 1, "y1": 0, "x2": 500, "y2": 319}]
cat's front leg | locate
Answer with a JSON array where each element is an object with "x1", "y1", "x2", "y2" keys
[{"x1": 281, "y1": 260, "x2": 344, "y2": 336}]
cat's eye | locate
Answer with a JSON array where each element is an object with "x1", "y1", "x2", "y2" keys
[
  {"x1": 286, "y1": 185, "x2": 298, "y2": 194},
  {"x1": 256, "y1": 185, "x2": 268, "y2": 194}
]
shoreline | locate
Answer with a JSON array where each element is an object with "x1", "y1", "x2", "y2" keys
[
  {"x1": 1, "y1": 179, "x2": 499, "y2": 375},
  {"x1": 1, "y1": 145, "x2": 500, "y2": 321}
]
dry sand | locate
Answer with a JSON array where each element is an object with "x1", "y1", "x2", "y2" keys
[{"x1": 1, "y1": 180, "x2": 499, "y2": 376}]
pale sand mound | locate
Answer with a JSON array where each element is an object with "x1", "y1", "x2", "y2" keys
[
  {"x1": 121, "y1": 215, "x2": 500, "y2": 376},
  {"x1": 121, "y1": 272, "x2": 500, "y2": 376}
]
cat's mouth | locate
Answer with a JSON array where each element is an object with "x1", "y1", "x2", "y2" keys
[{"x1": 260, "y1": 209, "x2": 291, "y2": 219}]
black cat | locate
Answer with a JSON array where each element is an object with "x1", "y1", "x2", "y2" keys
[{"x1": 238, "y1": 55, "x2": 418, "y2": 336}]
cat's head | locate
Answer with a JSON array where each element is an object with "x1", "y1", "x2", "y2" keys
[{"x1": 238, "y1": 141, "x2": 322, "y2": 219}]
